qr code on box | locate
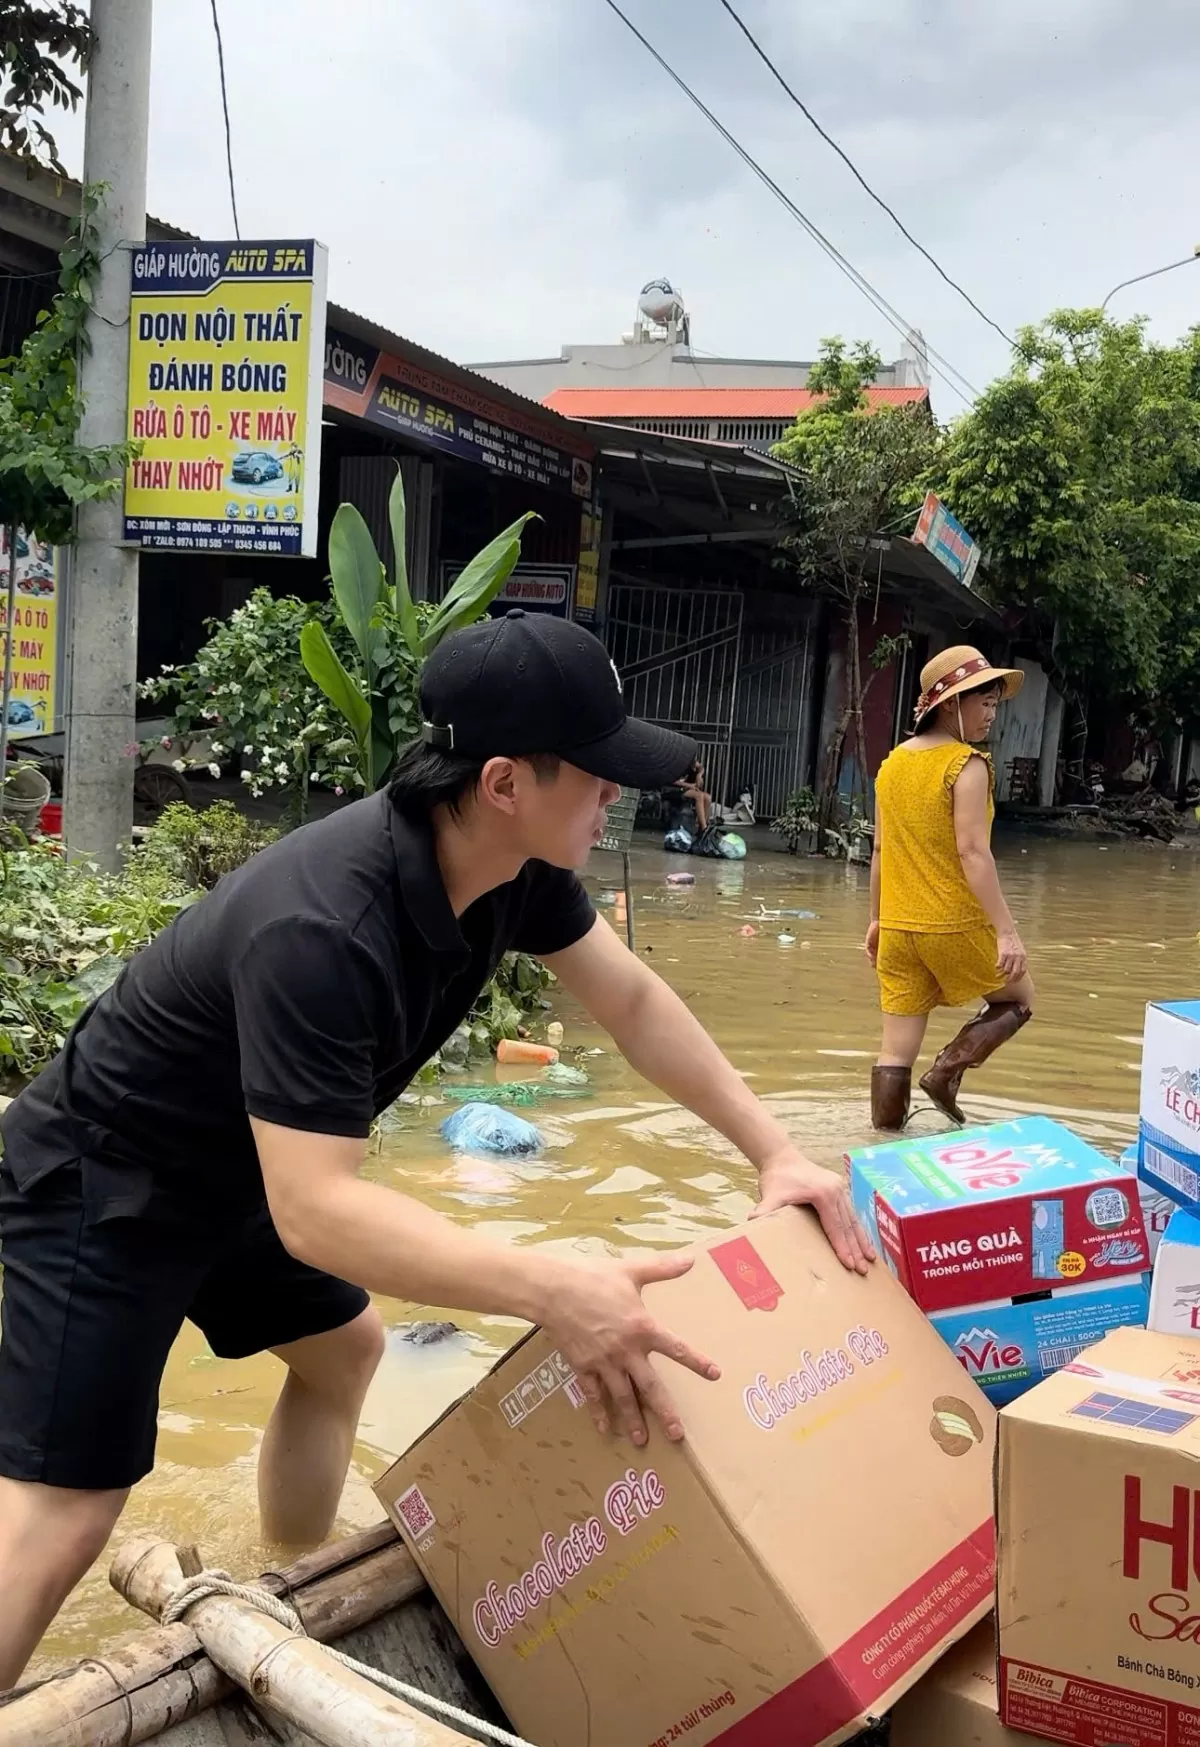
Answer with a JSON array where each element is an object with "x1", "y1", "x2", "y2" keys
[
  {"x1": 1086, "y1": 1187, "x2": 1131, "y2": 1230},
  {"x1": 395, "y1": 1484, "x2": 436, "y2": 1540}
]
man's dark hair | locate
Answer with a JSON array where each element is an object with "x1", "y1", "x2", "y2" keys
[{"x1": 387, "y1": 741, "x2": 561, "y2": 819}]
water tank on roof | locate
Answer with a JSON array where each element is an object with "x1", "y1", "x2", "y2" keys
[{"x1": 637, "y1": 278, "x2": 686, "y2": 328}]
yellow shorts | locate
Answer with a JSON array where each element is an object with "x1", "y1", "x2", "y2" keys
[{"x1": 877, "y1": 925, "x2": 1006, "y2": 1017}]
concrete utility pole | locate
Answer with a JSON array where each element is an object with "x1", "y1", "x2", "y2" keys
[{"x1": 64, "y1": 0, "x2": 153, "y2": 869}]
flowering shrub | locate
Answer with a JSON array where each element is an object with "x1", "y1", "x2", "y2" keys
[
  {"x1": 140, "y1": 588, "x2": 431, "y2": 822},
  {"x1": 141, "y1": 591, "x2": 364, "y2": 816}
]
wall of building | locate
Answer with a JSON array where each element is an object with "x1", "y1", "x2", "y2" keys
[
  {"x1": 991, "y1": 658, "x2": 1051, "y2": 801},
  {"x1": 472, "y1": 343, "x2": 923, "y2": 402}
]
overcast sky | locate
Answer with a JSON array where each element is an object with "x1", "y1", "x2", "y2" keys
[{"x1": 57, "y1": 0, "x2": 1200, "y2": 416}]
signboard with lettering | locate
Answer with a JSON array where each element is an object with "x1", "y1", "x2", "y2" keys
[
  {"x1": 912, "y1": 491, "x2": 980, "y2": 590},
  {"x1": 576, "y1": 504, "x2": 602, "y2": 626},
  {"x1": 124, "y1": 240, "x2": 328, "y2": 557},
  {"x1": 325, "y1": 328, "x2": 593, "y2": 500},
  {"x1": 439, "y1": 560, "x2": 575, "y2": 619},
  {"x1": 1, "y1": 528, "x2": 64, "y2": 738}
]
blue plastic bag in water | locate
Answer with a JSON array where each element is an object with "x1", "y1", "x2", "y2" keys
[{"x1": 440, "y1": 1102, "x2": 543, "y2": 1156}]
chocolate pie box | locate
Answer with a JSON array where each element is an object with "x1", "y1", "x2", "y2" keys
[{"x1": 375, "y1": 1208, "x2": 996, "y2": 1747}]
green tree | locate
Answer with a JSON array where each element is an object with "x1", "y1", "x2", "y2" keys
[
  {"x1": 0, "y1": 184, "x2": 140, "y2": 793},
  {"x1": 775, "y1": 338, "x2": 940, "y2": 832},
  {"x1": 941, "y1": 310, "x2": 1200, "y2": 770},
  {"x1": 0, "y1": 1, "x2": 91, "y2": 172}
]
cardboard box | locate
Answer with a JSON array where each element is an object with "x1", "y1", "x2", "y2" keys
[
  {"x1": 928, "y1": 1275, "x2": 1149, "y2": 1406},
  {"x1": 997, "y1": 1325, "x2": 1200, "y2": 1744},
  {"x1": 1148, "y1": 1206, "x2": 1200, "y2": 1336},
  {"x1": 1139, "y1": 1000, "x2": 1200, "y2": 1206},
  {"x1": 1121, "y1": 1142, "x2": 1174, "y2": 1265},
  {"x1": 375, "y1": 1210, "x2": 997, "y2": 1747},
  {"x1": 847, "y1": 1119, "x2": 1151, "y2": 1403},
  {"x1": 847, "y1": 1117, "x2": 1150, "y2": 1312},
  {"x1": 891, "y1": 1617, "x2": 1055, "y2": 1746}
]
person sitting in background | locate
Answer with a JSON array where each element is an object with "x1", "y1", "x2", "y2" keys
[
  {"x1": 677, "y1": 759, "x2": 711, "y2": 833},
  {"x1": 865, "y1": 645, "x2": 1034, "y2": 1132}
]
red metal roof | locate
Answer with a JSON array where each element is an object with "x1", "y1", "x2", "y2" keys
[{"x1": 542, "y1": 385, "x2": 928, "y2": 419}]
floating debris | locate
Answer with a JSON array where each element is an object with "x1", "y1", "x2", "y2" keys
[
  {"x1": 543, "y1": 1062, "x2": 590, "y2": 1087},
  {"x1": 401, "y1": 1321, "x2": 460, "y2": 1346},
  {"x1": 440, "y1": 1103, "x2": 543, "y2": 1155},
  {"x1": 442, "y1": 1082, "x2": 589, "y2": 1106}
]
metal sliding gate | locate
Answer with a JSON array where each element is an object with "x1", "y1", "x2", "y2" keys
[
  {"x1": 726, "y1": 619, "x2": 813, "y2": 819},
  {"x1": 604, "y1": 584, "x2": 743, "y2": 804},
  {"x1": 605, "y1": 584, "x2": 814, "y2": 818}
]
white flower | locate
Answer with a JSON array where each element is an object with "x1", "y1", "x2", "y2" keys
[
  {"x1": 208, "y1": 763, "x2": 221, "y2": 779},
  {"x1": 243, "y1": 744, "x2": 253, "y2": 756},
  {"x1": 172, "y1": 758, "x2": 186, "y2": 772},
  {"x1": 210, "y1": 742, "x2": 225, "y2": 757},
  {"x1": 240, "y1": 769, "x2": 252, "y2": 782},
  {"x1": 160, "y1": 735, "x2": 172, "y2": 749},
  {"x1": 275, "y1": 762, "x2": 289, "y2": 778}
]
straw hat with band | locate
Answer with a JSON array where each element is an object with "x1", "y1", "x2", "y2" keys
[{"x1": 913, "y1": 645, "x2": 1023, "y2": 730}]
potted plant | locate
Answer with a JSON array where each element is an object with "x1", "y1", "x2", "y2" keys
[
  {"x1": 847, "y1": 811, "x2": 874, "y2": 864},
  {"x1": 770, "y1": 786, "x2": 819, "y2": 855},
  {"x1": 824, "y1": 807, "x2": 874, "y2": 863}
]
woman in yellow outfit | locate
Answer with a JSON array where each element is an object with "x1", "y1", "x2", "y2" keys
[{"x1": 866, "y1": 645, "x2": 1034, "y2": 1131}]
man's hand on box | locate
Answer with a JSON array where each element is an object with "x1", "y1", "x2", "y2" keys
[
  {"x1": 541, "y1": 1253, "x2": 720, "y2": 1448},
  {"x1": 751, "y1": 1150, "x2": 876, "y2": 1275}
]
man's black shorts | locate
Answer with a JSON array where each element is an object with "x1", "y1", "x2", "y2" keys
[{"x1": 0, "y1": 1158, "x2": 370, "y2": 1491}]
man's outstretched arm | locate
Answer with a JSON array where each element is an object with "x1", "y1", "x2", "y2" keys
[
  {"x1": 543, "y1": 917, "x2": 875, "y2": 1273},
  {"x1": 253, "y1": 1120, "x2": 720, "y2": 1448}
]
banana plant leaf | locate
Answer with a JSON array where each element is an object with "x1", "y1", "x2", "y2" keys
[
  {"x1": 388, "y1": 468, "x2": 422, "y2": 662},
  {"x1": 328, "y1": 503, "x2": 385, "y2": 668},
  {"x1": 422, "y1": 512, "x2": 539, "y2": 653},
  {"x1": 300, "y1": 619, "x2": 373, "y2": 774}
]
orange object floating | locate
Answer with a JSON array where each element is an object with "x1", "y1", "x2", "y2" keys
[{"x1": 496, "y1": 1039, "x2": 560, "y2": 1066}]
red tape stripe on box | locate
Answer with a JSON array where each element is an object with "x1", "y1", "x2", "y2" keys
[{"x1": 713, "y1": 1521, "x2": 996, "y2": 1747}]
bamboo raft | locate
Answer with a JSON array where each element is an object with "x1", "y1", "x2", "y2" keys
[{"x1": 0, "y1": 1521, "x2": 512, "y2": 1747}]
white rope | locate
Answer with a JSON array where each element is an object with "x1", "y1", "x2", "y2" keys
[{"x1": 163, "y1": 1571, "x2": 536, "y2": 1747}]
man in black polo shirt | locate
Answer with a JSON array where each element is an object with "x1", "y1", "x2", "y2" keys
[{"x1": 0, "y1": 609, "x2": 873, "y2": 1684}]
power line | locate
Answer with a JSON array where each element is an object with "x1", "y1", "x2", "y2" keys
[
  {"x1": 716, "y1": 0, "x2": 1017, "y2": 351},
  {"x1": 209, "y1": 0, "x2": 241, "y2": 240},
  {"x1": 599, "y1": 0, "x2": 979, "y2": 404}
]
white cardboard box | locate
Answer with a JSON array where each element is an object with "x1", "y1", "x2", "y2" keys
[
  {"x1": 1148, "y1": 1205, "x2": 1200, "y2": 1335},
  {"x1": 1120, "y1": 1142, "x2": 1173, "y2": 1264},
  {"x1": 1138, "y1": 1000, "x2": 1200, "y2": 1205}
]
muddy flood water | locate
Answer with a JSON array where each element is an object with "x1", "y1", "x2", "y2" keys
[{"x1": 34, "y1": 833, "x2": 1200, "y2": 1671}]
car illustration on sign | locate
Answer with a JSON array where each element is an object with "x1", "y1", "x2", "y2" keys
[{"x1": 231, "y1": 450, "x2": 284, "y2": 485}]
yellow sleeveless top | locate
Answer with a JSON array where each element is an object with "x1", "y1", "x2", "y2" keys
[{"x1": 874, "y1": 742, "x2": 993, "y2": 933}]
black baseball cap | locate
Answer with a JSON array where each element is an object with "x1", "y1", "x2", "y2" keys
[{"x1": 419, "y1": 609, "x2": 698, "y2": 788}]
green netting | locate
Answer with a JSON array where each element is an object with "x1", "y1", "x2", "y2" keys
[{"x1": 441, "y1": 1081, "x2": 590, "y2": 1106}]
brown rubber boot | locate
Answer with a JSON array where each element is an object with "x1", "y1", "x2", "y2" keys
[
  {"x1": 919, "y1": 1002, "x2": 1032, "y2": 1126},
  {"x1": 871, "y1": 1066, "x2": 912, "y2": 1133}
]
